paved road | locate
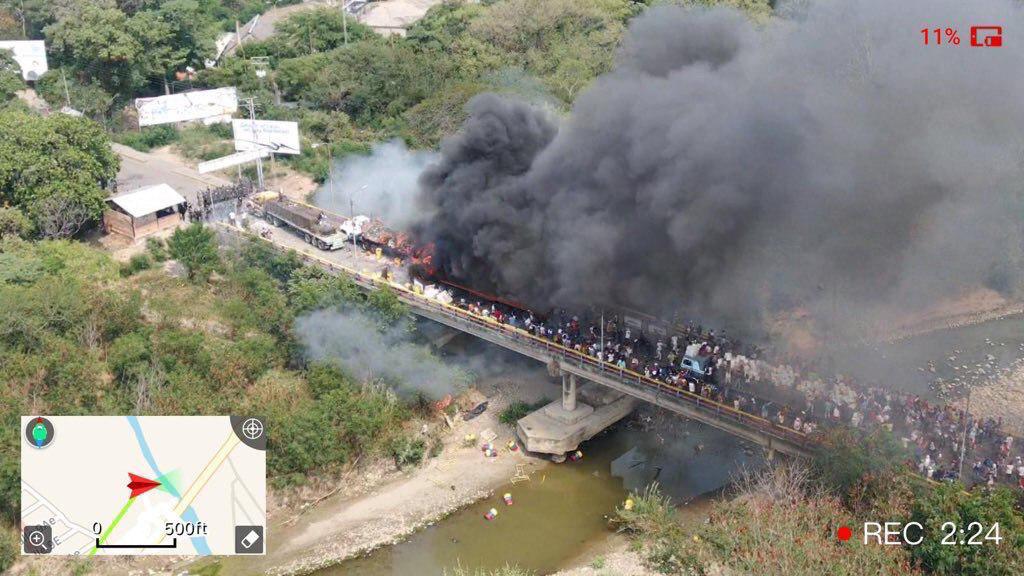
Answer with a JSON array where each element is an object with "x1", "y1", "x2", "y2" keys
[{"x1": 113, "y1": 143, "x2": 230, "y2": 204}]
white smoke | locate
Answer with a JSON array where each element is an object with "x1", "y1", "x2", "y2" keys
[
  {"x1": 297, "y1": 308, "x2": 470, "y2": 399},
  {"x1": 313, "y1": 140, "x2": 438, "y2": 229}
]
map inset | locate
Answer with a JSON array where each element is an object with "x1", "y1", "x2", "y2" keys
[{"x1": 21, "y1": 416, "x2": 266, "y2": 556}]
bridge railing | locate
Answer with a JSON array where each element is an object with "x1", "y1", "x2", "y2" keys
[{"x1": 219, "y1": 224, "x2": 813, "y2": 450}]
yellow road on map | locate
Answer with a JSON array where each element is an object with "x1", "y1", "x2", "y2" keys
[{"x1": 155, "y1": 431, "x2": 241, "y2": 546}]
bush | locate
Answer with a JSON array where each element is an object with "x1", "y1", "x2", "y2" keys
[
  {"x1": 499, "y1": 399, "x2": 548, "y2": 425},
  {"x1": 120, "y1": 253, "x2": 153, "y2": 277},
  {"x1": 107, "y1": 332, "x2": 152, "y2": 382},
  {"x1": 0, "y1": 206, "x2": 31, "y2": 239},
  {"x1": 908, "y1": 484, "x2": 1024, "y2": 575},
  {"x1": 812, "y1": 426, "x2": 910, "y2": 509},
  {"x1": 167, "y1": 223, "x2": 220, "y2": 282},
  {"x1": 146, "y1": 237, "x2": 169, "y2": 262},
  {"x1": 114, "y1": 125, "x2": 179, "y2": 152},
  {"x1": 174, "y1": 124, "x2": 234, "y2": 161},
  {"x1": 388, "y1": 436, "x2": 425, "y2": 469}
]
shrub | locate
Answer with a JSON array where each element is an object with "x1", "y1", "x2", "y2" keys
[
  {"x1": 499, "y1": 399, "x2": 548, "y2": 425},
  {"x1": 146, "y1": 237, "x2": 169, "y2": 262},
  {"x1": 167, "y1": 223, "x2": 220, "y2": 282},
  {"x1": 107, "y1": 332, "x2": 152, "y2": 382},
  {"x1": 908, "y1": 484, "x2": 1024, "y2": 575},
  {"x1": 812, "y1": 426, "x2": 909, "y2": 509},
  {"x1": 114, "y1": 125, "x2": 179, "y2": 152},
  {"x1": 0, "y1": 206, "x2": 31, "y2": 238},
  {"x1": 388, "y1": 436, "x2": 425, "y2": 469},
  {"x1": 120, "y1": 253, "x2": 153, "y2": 277}
]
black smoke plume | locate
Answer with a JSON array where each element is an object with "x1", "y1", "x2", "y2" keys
[{"x1": 417, "y1": 0, "x2": 1024, "y2": 338}]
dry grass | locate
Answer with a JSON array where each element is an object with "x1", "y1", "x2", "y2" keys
[{"x1": 617, "y1": 463, "x2": 919, "y2": 576}]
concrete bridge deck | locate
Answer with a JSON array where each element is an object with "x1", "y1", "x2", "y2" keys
[{"x1": 219, "y1": 224, "x2": 815, "y2": 459}]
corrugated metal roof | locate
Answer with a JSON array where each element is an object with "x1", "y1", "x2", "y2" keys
[{"x1": 107, "y1": 184, "x2": 186, "y2": 218}]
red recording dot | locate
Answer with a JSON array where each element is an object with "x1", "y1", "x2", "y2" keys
[{"x1": 837, "y1": 526, "x2": 853, "y2": 541}]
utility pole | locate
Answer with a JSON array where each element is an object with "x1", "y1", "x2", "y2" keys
[
  {"x1": 244, "y1": 97, "x2": 265, "y2": 190},
  {"x1": 60, "y1": 68, "x2": 71, "y2": 108}
]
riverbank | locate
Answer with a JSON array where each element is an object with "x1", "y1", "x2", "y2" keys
[
  {"x1": 878, "y1": 290, "x2": 1023, "y2": 344},
  {"x1": 203, "y1": 361, "x2": 560, "y2": 576}
]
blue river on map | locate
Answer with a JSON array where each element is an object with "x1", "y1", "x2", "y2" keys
[{"x1": 126, "y1": 415, "x2": 212, "y2": 555}]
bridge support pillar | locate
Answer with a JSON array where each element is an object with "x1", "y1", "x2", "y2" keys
[{"x1": 562, "y1": 373, "x2": 578, "y2": 412}]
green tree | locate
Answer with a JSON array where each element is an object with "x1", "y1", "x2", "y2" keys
[
  {"x1": 35, "y1": 73, "x2": 115, "y2": 119},
  {"x1": 167, "y1": 223, "x2": 220, "y2": 282},
  {"x1": 0, "y1": 110, "x2": 119, "y2": 236},
  {"x1": 0, "y1": 49, "x2": 23, "y2": 102},
  {"x1": 44, "y1": 1, "x2": 144, "y2": 98},
  {"x1": 271, "y1": 7, "x2": 374, "y2": 58},
  {"x1": 812, "y1": 427, "x2": 909, "y2": 508},
  {"x1": 908, "y1": 484, "x2": 1024, "y2": 575},
  {"x1": 152, "y1": 0, "x2": 217, "y2": 71}
]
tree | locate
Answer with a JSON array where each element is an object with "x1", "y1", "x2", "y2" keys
[
  {"x1": 0, "y1": 110, "x2": 118, "y2": 236},
  {"x1": 167, "y1": 223, "x2": 220, "y2": 282},
  {"x1": 271, "y1": 7, "x2": 375, "y2": 58},
  {"x1": 35, "y1": 74, "x2": 115, "y2": 119},
  {"x1": 812, "y1": 426, "x2": 909, "y2": 508},
  {"x1": 44, "y1": 1, "x2": 144, "y2": 98},
  {"x1": 31, "y1": 192, "x2": 95, "y2": 239},
  {"x1": 908, "y1": 484, "x2": 1024, "y2": 575},
  {"x1": 0, "y1": 49, "x2": 23, "y2": 102}
]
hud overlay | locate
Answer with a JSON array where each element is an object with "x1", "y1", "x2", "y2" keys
[{"x1": 21, "y1": 416, "x2": 266, "y2": 556}]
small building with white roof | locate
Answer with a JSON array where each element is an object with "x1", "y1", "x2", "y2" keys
[{"x1": 103, "y1": 183, "x2": 187, "y2": 240}]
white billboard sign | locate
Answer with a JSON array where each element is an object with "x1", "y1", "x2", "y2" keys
[
  {"x1": 135, "y1": 87, "x2": 238, "y2": 127},
  {"x1": 197, "y1": 149, "x2": 269, "y2": 174},
  {"x1": 232, "y1": 119, "x2": 301, "y2": 155},
  {"x1": 0, "y1": 40, "x2": 48, "y2": 81}
]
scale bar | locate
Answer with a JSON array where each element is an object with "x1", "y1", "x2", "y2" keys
[{"x1": 95, "y1": 537, "x2": 178, "y2": 549}]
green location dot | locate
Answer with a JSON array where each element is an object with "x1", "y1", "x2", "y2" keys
[{"x1": 32, "y1": 423, "x2": 47, "y2": 443}]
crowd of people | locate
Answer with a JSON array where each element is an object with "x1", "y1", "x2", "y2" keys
[{"x1": 453, "y1": 298, "x2": 1024, "y2": 490}]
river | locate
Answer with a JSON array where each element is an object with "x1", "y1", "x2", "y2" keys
[
  {"x1": 316, "y1": 314, "x2": 1024, "y2": 575},
  {"x1": 317, "y1": 418, "x2": 764, "y2": 576}
]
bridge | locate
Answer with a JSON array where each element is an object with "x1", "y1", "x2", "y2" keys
[{"x1": 218, "y1": 224, "x2": 815, "y2": 459}]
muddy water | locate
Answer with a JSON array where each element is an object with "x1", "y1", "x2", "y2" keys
[{"x1": 317, "y1": 420, "x2": 763, "y2": 576}]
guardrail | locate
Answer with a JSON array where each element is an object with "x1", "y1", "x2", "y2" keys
[{"x1": 219, "y1": 224, "x2": 815, "y2": 453}]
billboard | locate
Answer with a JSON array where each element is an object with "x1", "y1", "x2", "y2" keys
[
  {"x1": 232, "y1": 119, "x2": 301, "y2": 155},
  {"x1": 197, "y1": 149, "x2": 269, "y2": 174},
  {"x1": 135, "y1": 87, "x2": 238, "y2": 127},
  {"x1": 0, "y1": 40, "x2": 47, "y2": 81}
]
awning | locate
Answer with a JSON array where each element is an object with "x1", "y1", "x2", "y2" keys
[{"x1": 107, "y1": 184, "x2": 186, "y2": 218}]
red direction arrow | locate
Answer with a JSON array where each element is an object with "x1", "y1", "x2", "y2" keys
[{"x1": 127, "y1": 473, "x2": 161, "y2": 498}]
